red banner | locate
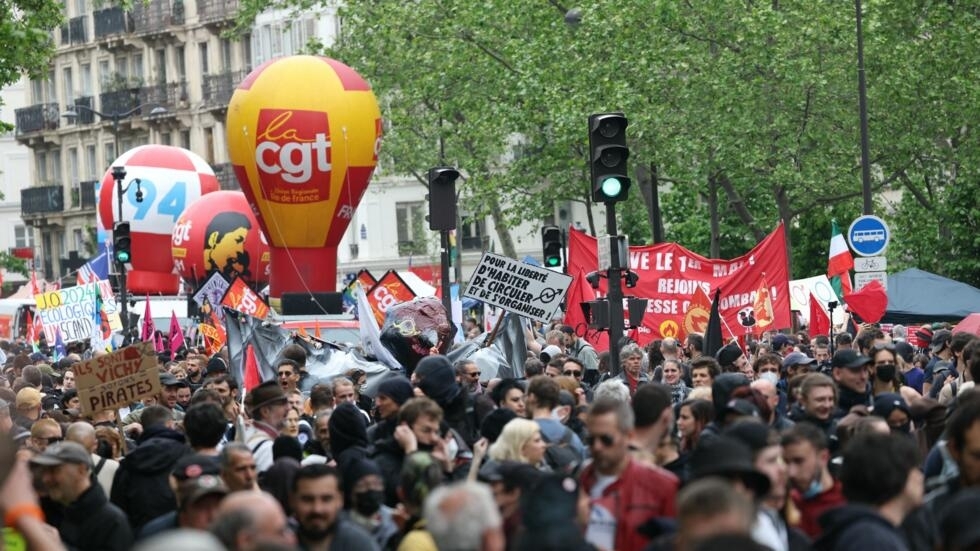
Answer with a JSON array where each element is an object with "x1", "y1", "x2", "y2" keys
[
  {"x1": 221, "y1": 277, "x2": 271, "y2": 319},
  {"x1": 566, "y1": 224, "x2": 791, "y2": 348},
  {"x1": 366, "y1": 270, "x2": 418, "y2": 326}
]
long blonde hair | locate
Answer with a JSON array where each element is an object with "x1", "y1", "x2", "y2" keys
[{"x1": 488, "y1": 418, "x2": 540, "y2": 463}]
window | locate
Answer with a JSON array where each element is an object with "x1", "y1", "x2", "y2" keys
[
  {"x1": 115, "y1": 56, "x2": 129, "y2": 79},
  {"x1": 67, "y1": 148, "x2": 79, "y2": 186},
  {"x1": 31, "y1": 80, "x2": 43, "y2": 103},
  {"x1": 203, "y1": 127, "x2": 214, "y2": 163},
  {"x1": 80, "y1": 64, "x2": 92, "y2": 96},
  {"x1": 198, "y1": 41, "x2": 209, "y2": 75},
  {"x1": 242, "y1": 34, "x2": 252, "y2": 72},
  {"x1": 73, "y1": 229, "x2": 84, "y2": 251},
  {"x1": 104, "y1": 142, "x2": 116, "y2": 167},
  {"x1": 161, "y1": 131, "x2": 172, "y2": 146},
  {"x1": 14, "y1": 226, "x2": 34, "y2": 248},
  {"x1": 86, "y1": 144, "x2": 97, "y2": 179},
  {"x1": 50, "y1": 150, "x2": 62, "y2": 183},
  {"x1": 258, "y1": 26, "x2": 271, "y2": 66},
  {"x1": 459, "y1": 214, "x2": 487, "y2": 251},
  {"x1": 270, "y1": 23, "x2": 283, "y2": 57},
  {"x1": 98, "y1": 59, "x2": 110, "y2": 86},
  {"x1": 133, "y1": 52, "x2": 144, "y2": 82},
  {"x1": 180, "y1": 130, "x2": 190, "y2": 150},
  {"x1": 35, "y1": 151, "x2": 47, "y2": 183},
  {"x1": 220, "y1": 38, "x2": 232, "y2": 69},
  {"x1": 62, "y1": 67, "x2": 73, "y2": 106},
  {"x1": 75, "y1": 0, "x2": 86, "y2": 16},
  {"x1": 176, "y1": 45, "x2": 186, "y2": 80},
  {"x1": 395, "y1": 202, "x2": 427, "y2": 256},
  {"x1": 155, "y1": 48, "x2": 166, "y2": 83}
]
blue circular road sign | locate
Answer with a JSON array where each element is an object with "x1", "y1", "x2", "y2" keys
[{"x1": 847, "y1": 215, "x2": 890, "y2": 257}]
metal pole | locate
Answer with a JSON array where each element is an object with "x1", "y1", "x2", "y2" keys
[
  {"x1": 112, "y1": 114, "x2": 129, "y2": 343},
  {"x1": 440, "y1": 229, "x2": 452, "y2": 322},
  {"x1": 606, "y1": 205, "x2": 624, "y2": 376},
  {"x1": 855, "y1": 0, "x2": 873, "y2": 215}
]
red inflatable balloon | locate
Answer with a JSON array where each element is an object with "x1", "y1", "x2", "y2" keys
[
  {"x1": 99, "y1": 145, "x2": 219, "y2": 294},
  {"x1": 171, "y1": 191, "x2": 271, "y2": 286}
]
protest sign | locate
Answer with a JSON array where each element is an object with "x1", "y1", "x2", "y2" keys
[
  {"x1": 221, "y1": 277, "x2": 271, "y2": 319},
  {"x1": 75, "y1": 342, "x2": 161, "y2": 415},
  {"x1": 464, "y1": 252, "x2": 573, "y2": 323},
  {"x1": 566, "y1": 224, "x2": 791, "y2": 346},
  {"x1": 366, "y1": 271, "x2": 418, "y2": 326},
  {"x1": 34, "y1": 281, "x2": 119, "y2": 343},
  {"x1": 194, "y1": 272, "x2": 230, "y2": 321}
]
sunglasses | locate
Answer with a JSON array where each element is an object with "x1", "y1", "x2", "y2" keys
[
  {"x1": 563, "y1": 370, "x2": 583, "y2": 377},
  {"x1": 36, "y1": 436, "x2": 63, "y2": 445},
  {"x1": 585, "y1": 433, "x2": 616, "y2": 448},
  {"x1": 873, "y1": 343, "x2": 896, "y2": 351}
]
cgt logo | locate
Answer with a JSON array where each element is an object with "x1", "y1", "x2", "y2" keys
[{"x1": 255, "y1": 109, "x2": 332, "y2": 192}]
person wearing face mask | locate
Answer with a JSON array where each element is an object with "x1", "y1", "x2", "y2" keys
[
  {"x1": 870, "y1": 344, "x2": 922, "y2": 406},
  {"x1": 871, "y1": 393, "x2": 913, "y2": 436},
  {"x1": 340, "y1": 457, "x2": 398, "y2": 549},
  {"x1": 781, "y1": 422, "x2": 846, "y2": 539}
]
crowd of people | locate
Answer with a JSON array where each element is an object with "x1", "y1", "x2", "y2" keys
[{"x1": 1, "y1": 319, "x2": 979, "y2": 551}]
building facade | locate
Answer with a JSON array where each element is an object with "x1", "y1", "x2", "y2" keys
[
  {"x1": 0, "y1": 77, "x2": 34, "y2": 287},
  {"x1": 16, "y1": 2, "x2": 588, "y2": 292}
]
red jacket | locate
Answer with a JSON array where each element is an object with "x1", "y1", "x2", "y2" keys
[
  {"x1": 790, "y1": 478, "x2": 846, "y2": 539},
  {"x1": 580, "y1": 457, "x2": 679, "y2": 551}
]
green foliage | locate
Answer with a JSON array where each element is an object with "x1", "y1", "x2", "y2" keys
[
  {"x1": 0, "y1": 252, "x2": 29, "y2": 278},
  {"x1": 0, "y1": 0, "x2": 63, "y2": 132},
  {"x1": 230, "y1": 0, "x2": 980, "y2": 285}
]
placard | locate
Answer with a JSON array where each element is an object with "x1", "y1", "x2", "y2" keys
[
  {"x1": 366, "y1": 270, "x2": 418, "y2": 326},
  {"x1": 34, "y1": 281, "x2": 119, "y2": 343},
  {"x1": 464, "y1": 252, "x2": 573, "y2": 323},
  {"x1": 193, "y1": 271, "x2": 230, "y2": 320},
  {"x1": 221, "y1": 277, "x2": 271, "y2": 319},
  {"x1": 75, "y1": 343, "x2": 161, "y2": 415}
]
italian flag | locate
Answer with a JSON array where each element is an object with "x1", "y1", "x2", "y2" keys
[{"x1": 828, "y1": 219, "x2": 853, "y2": 301}]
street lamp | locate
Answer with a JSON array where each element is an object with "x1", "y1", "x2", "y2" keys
[{"x1": 63, "y1": 102, "x2": 166, "y2": 342}]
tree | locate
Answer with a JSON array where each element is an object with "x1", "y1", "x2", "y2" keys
[
  {"x1": 231, "y1": 0, "x2": 979, "y2": 285},
  {"x1": 0, "y1": 0, "x2": 63, "y2": 133}
]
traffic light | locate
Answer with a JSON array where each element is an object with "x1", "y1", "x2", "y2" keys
[
  {"x1": 541, "y1": 226, "x2": 562, "y2": 267},
  {"x1": 427, "y1": 167, "x2": 460, "y2": 231},
  {"x1": 588, "y1": 113, "x2": 631, "y2": 203},
  {"x1": 113, "y1": 221, "x2": 132, "y2": 264}
]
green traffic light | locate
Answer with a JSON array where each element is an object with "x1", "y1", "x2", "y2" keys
[
  {"x1": 601, "y1": 177, "x2": 623, "y2": 198},
  {"x1": 116, "y1": 251, "x2": 130, "y2": 263},
  {"x1": 546, "y1": 257, "x2": 560, "y2": 267}
]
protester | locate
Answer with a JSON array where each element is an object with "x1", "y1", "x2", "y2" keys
[
  {"x1": 677, "y1": 398, "x2": 714, "y2": 453},
  {"x1": 425, "y1": 480, "x2": 505, "y2": 551},
  {"x1": 65, "y1": 420, "x2": 120, "y2": 496},
  {"x1": 209, "y1": 490, "x2": 296, "y2": 550},
  {"x1": 781, "y1": 422, "x2": 845, "y2": 538},
  {"x1": 219, "y1": 442, "x2": 258, "y2": 492},
  {"x1": 243, "y1": 380, "x2": 289, "y2": 473},
  {"x1": 31, "y1": 441, "x2": 134, "y2": 551}
]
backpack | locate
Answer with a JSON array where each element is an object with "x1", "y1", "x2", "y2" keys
[{"x1": 542, "y1": 426, "x2": 581, "y2": 475}]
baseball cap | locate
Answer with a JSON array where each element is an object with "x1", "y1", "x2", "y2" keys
[
  {"x1": 177, "y1": 474, "x2": 228, "y2": 507},
  {"x1": 782, "y1": 352, "x2": 817, "y2": 371},
  {"x1": 540, "y1": 345, "x2": 563, "y2": 363},
  {"x1": 160, "y1": 372, "x2": 185, "y2": 387},
  {"x1": 29, "y1": 441, "x2": 93, "y2": 469},
  {"x1": 172, "y1": 454, "x2": 221, "y2": 482},
  {"x1": 931, "y1": 329, "x2": 953, "y2": 353},
  {"x1": 771, "y1": 334, "x2": 793, "y2": 349},
  {"x1": 15, "y1": 387, "x2": 42, "y2": 410},
  {"x1": 831, "y1": 349, "x2": 872, "y2": 370}
]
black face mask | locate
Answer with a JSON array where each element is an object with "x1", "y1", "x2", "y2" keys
[
  {"x1": 876, "y1": 364, "x2": 896, "y2": 383},
  {"x1": 353, "y1": 489, "x2": 384, "y2": 516}
]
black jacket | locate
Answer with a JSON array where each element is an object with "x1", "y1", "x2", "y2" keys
[
  {"x1": 901, "y1": 477, "x2": 961, "y2": 551},
  {"x1": 110, "y1": 425, "x2": 189, "y2": 532},
  {"x1": 60, "y1": 482, "x2": 134, "y2": 551},
  {"x1": 815, "y1": 504, "x2": 908, "y2": 551},
  {"x1": 370, "y1": 436, "x2": 406, "y2": 508}
]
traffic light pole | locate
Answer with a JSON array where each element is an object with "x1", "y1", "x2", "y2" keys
[
  {"x1": 440, "y1": 229, "x2": 452, "y2": 322},
  {"x1": 113, "y1": 169, "x2": 129, "y2": 343},
  {"x1": 605, "y1": 204, "x2": 625, "y2": 376}
]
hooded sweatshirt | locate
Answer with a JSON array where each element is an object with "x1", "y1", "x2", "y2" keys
[
  {"x1": 110, "y1": 424, "x2": 189, "y2": 532},
  {"x1": 814, "y1": 504, "x2": 909, "y2": 551},
  {"x1": 698, "y1": 373, "x2": 750, "y2": 446},
  {"x1": 415, "y1": 355, "x2": 478, "y2": 446}
]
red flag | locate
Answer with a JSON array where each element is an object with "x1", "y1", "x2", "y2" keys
[
  {"x1": 563, "y1": 270, "x2": 609, "y2": 350},
  {"x1": 30, "y1": 269, "x2": 39, "y2": 296},
  {"x1": 809, "y1": 292, "x2": 831, "y2": 337},
  {"x1": 169, "y1": 311, "x2": 186, "y2": 360},
  {"x1": 25, "y1": 308, "x2": 35, "y2": 344},
  {"x1": 243, "y1": 345, "x2": 261, "y2": 392},
  {"x1": 141, "y1": 294, "x2": 157, "y2": 344},
  {"x1": 843, "y1": 280, "x2": 888, "y2": 324}
]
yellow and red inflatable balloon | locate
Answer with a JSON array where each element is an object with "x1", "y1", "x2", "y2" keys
[{"x1": 226, "y1": 55, "x2": 382, "y2": 298}]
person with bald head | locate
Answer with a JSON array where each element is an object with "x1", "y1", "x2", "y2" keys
[
  {"x1": 66, "y1": 421, "x2": 120, "y2": 496},
  {"x1": 751, "y1": 378, "x2": 795, "y2": 431},
  {"x1": 209, "y1": 490, "x2": 296, "y2": 551}
]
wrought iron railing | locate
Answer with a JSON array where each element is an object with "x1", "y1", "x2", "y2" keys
[
  {"x1": 14, "y1": 103, "x2": 60, "y2": 135},
  {"x1": 22, "y1": 186, "x2": 65, "y2": 215}
]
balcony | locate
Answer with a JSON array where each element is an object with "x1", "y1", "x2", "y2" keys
[
  {"x1": 99, "y1": 88, "x2": 142, "y2": 116},
  {"x1": 67, "y1": 96, "x2": 96, "y2": 125},
  {"x1": 14, "y1": 103, "x2": 60, "y2": 136},
  {"x1": 131, "y1": 0, "x2": 184, "y2": 36},
  {"x1": 60, "y1": 15, "x2": 88, "y2": 46},
  {"x1": 93, "y1": 7, "x2": 132, "y2": 39},
  {"x1": 201, "y1": 70, "x2": 244, "y2": 110},
  {"x1": 22, "y1": 186, "x2": 65, "y2": 216},
  {"x1": 140, "y1": 80, "x2": 188, "y2": 110},
  {"x1": 213, "y1": 163, "x2": 240, "y2": 190},
  {"x1": 198, "y1": 0, "x2": 238, "y2": 26}
]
